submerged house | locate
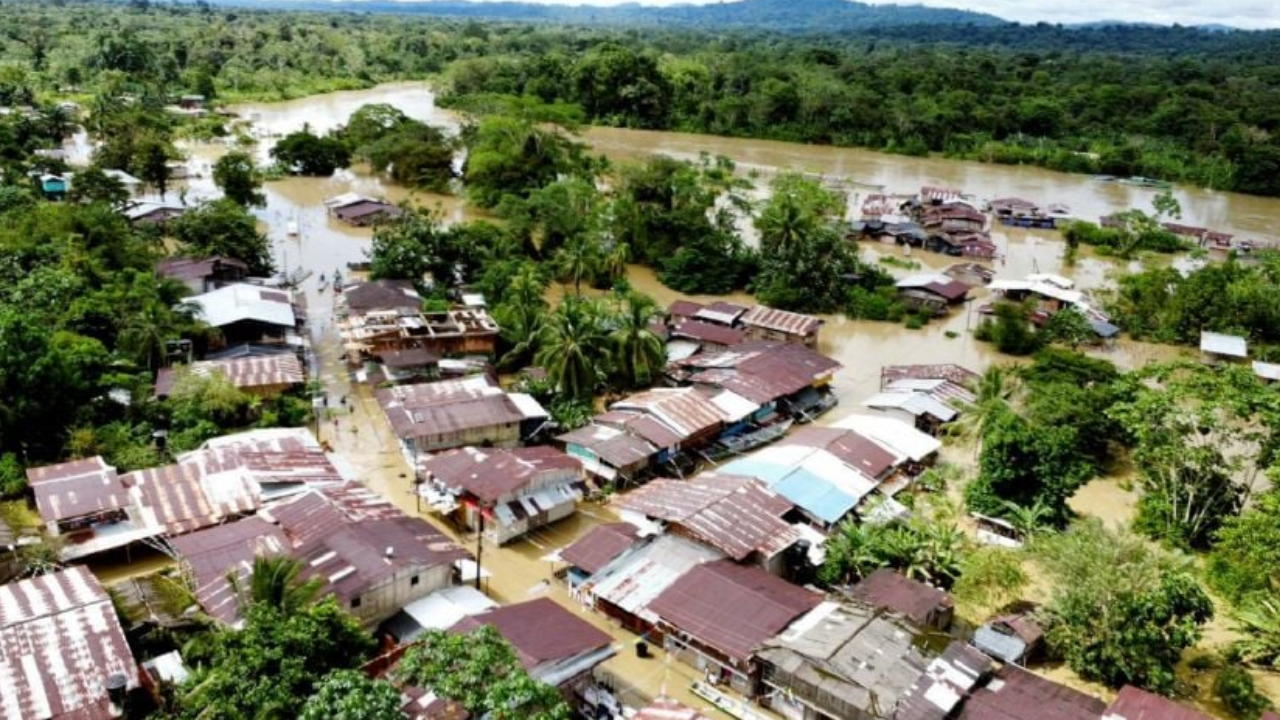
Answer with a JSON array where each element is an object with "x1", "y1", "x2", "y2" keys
[
  {"x1": 559, "y1": 522, "x2": 641, "y2": 589},
  {"x1": 614, "y1": 472, "x2": 803, "y2": 577},
  {"x1": 894, "y1": 274, "x2": 972, "y2": 313},
  {"x1": 187, "y1": 283, "x2": 304, "y2": 348},
  {"x1": 739, "y1": 305, "x2": 824, "y2": 348},
  {"x1": 668, "y1": 340, "x2": 842, "y2": 424},
  {"x1": 849, "y1": 569, "x2": 954, "y2": 631},
  {"x1": 324, "y1": 193, "x2": 403, "y2": 227},
  {"x1": 972, "y1": 611, "x2": 1044, "y2": 665},
  {"x1": 863, "y1": 367, "x2": 976, "y2": 436},
  {"x1": 27, "y1": 428, "x2": 341, "y2": 560},
  {"x1": 954, "y1": 665, "x2": 1104, "y2": 720},
  {"x1": 649, "y1": 559, "x2": 823, "y2": 695},
  {"x1": 557, "y1": 386, "x2": 741, "y2": 483},
  {"x1": 156, "y1": 256, "x2": 249, "y2": 293},
  {"x1": 0, "y1": 567, "x2": 140, "y2": 720},
  {"x1": 721, "y1": 425, "x2": 907, "y2": 528},
  {"x1": 417, "y1": 446, "x2": 586, "y2": 545},
  {"x1": 173, "y1": 483, "x2": 469, "y2": 627},
  {"x1": 1104, "y1": 685, "x2": 1213, "y2": 720},
  {"x1": 580, "y1": 533, "x2": 724, "y2": 633},
  {"x1": 449, "y1": 597, "x2": 616, "y2": 708},
  {"x1": 757, "y1": 600, "x2": 932, "y2": 720},
  {"x1": 378, "y1": 376, "x2": 549, "y2": 457}
]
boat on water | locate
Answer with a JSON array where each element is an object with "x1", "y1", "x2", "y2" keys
[
  {"x1": 286, "y1": 220, "x2": 299, "y2": 236},
  {"x1": 1120, "y1": 176, "x2": 1172, "y2": 189},
  {"x1": 708, "y1": 418, "x2": 794, "y2": 460}
]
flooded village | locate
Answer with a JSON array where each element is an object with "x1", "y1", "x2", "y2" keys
[{"x1": 3, "y1": 79, "x2": 1278, "y2": 720}]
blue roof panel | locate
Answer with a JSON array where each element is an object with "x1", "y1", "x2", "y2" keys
[{"x1": 772, "y1": 470, "x2": 856, "y2": 524}]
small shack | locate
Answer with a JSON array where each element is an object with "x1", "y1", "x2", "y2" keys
[
  {"x1": 972, "y1": 611, "x2": 1044, "y2": 665},
  {"x1": 849, "y1": 568, "x2": 954, "y2": 631}
]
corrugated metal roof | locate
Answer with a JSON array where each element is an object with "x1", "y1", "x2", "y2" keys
[
  {"x1": 864, "y1": 392, "x2": 960, "y2": 422},
  {"x1": 780, "y1": 426, "x2": 900, "y2": 479},
  {"x1": 420, "y1": 446, "x2": 581, "y2": 504},
  {"x1": 170, "y1": 516, "x2": 288, "y2": 625},
  {"x1": 1200, "y1": 331, "x2": 1248, "y2": 358},
  {"x1": 587, "y1": 534, "x2": 723, "y2": 621},
  {"x1": 883, "y1": 364, "x2": 980, "y2": 387},
  {"x1": 672, "y1": 320, "x2": 745, "y2": 346},
  {"x1": 724, "y1": 444, "x2": 879, "y2": 524},
  {"x1": 894, "y1": 642, "x2": 993, "y2": 720},
  {"x1": 340, "y1": 279, "x2": 422, "y2": 313},
  {"x1": 759, "y1": 601, "x2": 927, "y2": 718},
  {"x1": 650, "y1": 559, "x2": 821, "y2": 661},
  {"x1": 672, "y1": 341, "x2": 841, "y2": 405},
  {"x1": 614, "y1": 474, "x2": 796, "y2": 561},
  {"x1": 849, "y1": 569, "x2": 952, "y2": 627},
  {"x1": 667, "y1": 300, "x2": 706, "y2": 318},
  {"x1": 123, "y1": 461, "x2": 259, "y2": 535},
  {"x1": 833, "y1": 415, "x2": 942, "y2": 461},
  {"x1": 378, "y1": 377, "x2": 543, "y2": 440},
  {"x1": 739, "y1": 305, "x2": 822, "y2": 337},
  {"x1": 449, "y1": 597, "x2": 612, "y2": 670},
  {"x1": 695, "y1": 301, "x2": 748, "y2": 325},
  {"x1": 25, "y1": 457, "x2": 125, "y2": 524},
  {"x1": 1254, "y1": 361, "x2": 1280, "y2": 381},
  {"x1": 958, "y1": 665, "x2": 1104, "y2": 720},
  {"x1": 560, "y1": 523, "x2": 640, "y2": 574},
  {"x1": 188, "y1": 283, "x2": 296, "y2": 329},
  {"x1": 612, "y1": 388, "x2": 727, "y2": 440},
  {"x1": 1104, "y1": 686, "x2": 1210, "y2": 720},
  {"x1": 0, "y1": 567, "x2": 139, "y2": 720}
]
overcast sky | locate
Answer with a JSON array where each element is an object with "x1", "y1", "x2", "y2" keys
[{"x1": 407, "y1": 0, "x2": 1280, "y2": 29}]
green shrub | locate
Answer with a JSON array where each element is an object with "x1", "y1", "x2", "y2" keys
[{"x1": 1215, "y1": 666, "x2": 1272, "y2": 720}]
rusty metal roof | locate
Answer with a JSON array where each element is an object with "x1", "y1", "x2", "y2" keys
[
  {"x1": 894, "y1": 641, "x2": 993, "y2": 720},
  {"x1": 378, "y1": 377, "x2": 544, "y2": 440},
  {"x1": 672, "y1": 320, "x2": 745, "y2": 347},
  {"x1": 0, "y1": 567, "x2": 139, "y2": 720},
  {"x1": 122, "y1": 461, "x2": 259, "y2": 535},
  {"x1": 615, "y1": 473, "x2": 796, "y2": 561},
  {"x1": 1104, "y1": 686, "x2": 1210, "y2": 720},
  {"x1": 650, "y1": 559, "x2": 822, "y2": 661},
  {"x1": 25, "y1": 456, "x2": 126, "y2": 524},
  {"x1": 557, "y1": 425, "x2": 657, "y2": 469},
  {"x1": 849, "y1": 569, "x2": 953, "y2": 627},
  {"x1": 740, "y1": 305, "x2": 823, "y2": 338},
  {"x1": 170, "y1": 516, "x2": 289, "y2": 625},
  {"x1": 449, "y1": 597, "x2": 612, "y2": 670},
  {"x1": 295, "y1": 515, "x2": 468, "y2": 610},
  {"x1": 611, "y1": 388, "x2": 728, "y2": 440},
  {"x1": 883, "y1": 364, "x2": 980, "y2": 388},
  {"x1": 780, "y1": 426, "x2": 900, "y2": 480},
  {"x1": 419, "y1": 446, "x2": 582, "y2": 504},
  {"x1": 672, "y1": 341, "x2": 841, "y2": 405},
  {"x1": 560, "y1": 523, "x2": 640, "y2": 574},
  {"x1": 695, "y1": 301, "x2": 747, "y2": 325},
  {"x1": 588, "y1": 534, "x2": 724, "y2": 621},
  {"x1": 667, "y1": 300, "x2": 706, "y2": 318},
  {"x1": 958, "y1": 665, "x2": 1104, "y2": 720},
  {"x1": 343, "y1": 279, "x2": 422, "y2": 313}
]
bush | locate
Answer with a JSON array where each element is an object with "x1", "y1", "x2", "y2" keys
[
  {"x1": 0, "y1": 453, "x2": 25, "y2": 498},
  {"x1": 1215, "y1": 666, "x2": 1272, "y2": 720}
]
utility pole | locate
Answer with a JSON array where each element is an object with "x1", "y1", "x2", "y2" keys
[{"x1": 475, "y1": 508, "x2": 485, "y2": 591}]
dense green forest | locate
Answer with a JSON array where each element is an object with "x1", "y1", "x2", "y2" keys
[{"x1": 1, "y1": 0, "x2": 1280, "y2": 195}]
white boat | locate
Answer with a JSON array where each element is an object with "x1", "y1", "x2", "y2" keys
[{"x1": 286, "y1": 220, "x2": 299, "y2": 236}]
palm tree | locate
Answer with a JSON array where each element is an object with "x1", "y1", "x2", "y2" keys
[
  {"x1": 609, "y1": 294, "x2": 665, "y2": 389},
  {"x1": 948, "y1": 365, "x2": 1016, "y2": 455},
  {"x1": 554, "y1": 236, "x2": 601, "y2": 295},
  {"x1": 602, "y1": 241, "x2": 631, "y2": 283},
  {"x1": 229, "y1": 555, "x2": 322, "y2": 616},
  {"x1": 495, "y1": 264, "x2": 550, "y2": 369},
  {"x1": 534, "y1": 297, "x2": 609, "y2": 401}
]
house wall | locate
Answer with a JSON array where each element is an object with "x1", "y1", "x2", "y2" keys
[
  {"x1": 660, "y1": 627, "x2": 756, "y2": 697},
  {"x1": 346, "y1": 562, "x2": 454, "y2": 626},
  {"x1": 410, "y1": 422, "x2": 521, "y2": 453},
  {"x1": 742, "y1": 326, "x2": 817, "y2": 349}
]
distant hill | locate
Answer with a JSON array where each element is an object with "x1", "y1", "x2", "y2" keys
[{"x1": 206, "y1": 0, "x2": 1008, "y2": 31}]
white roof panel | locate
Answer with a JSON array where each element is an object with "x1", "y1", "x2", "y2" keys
[
  {"x1": 832, "y1": 414, "x2": 942, "y2": 462},
  {"x1": 1201, "y1": 331, "x2": 1248, "y2": 358}
]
